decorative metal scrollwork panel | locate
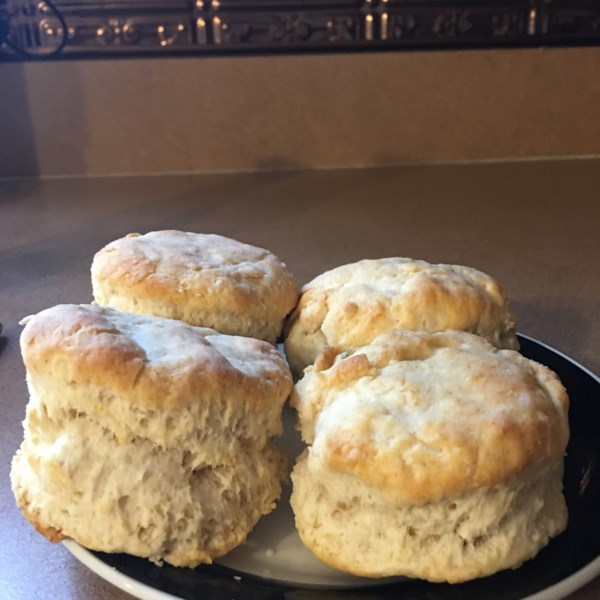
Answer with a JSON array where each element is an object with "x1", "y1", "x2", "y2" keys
[
  {"x1": 377, "y1": 5, "x2": 529, "y2": 45},
  {"x1": 1, "y1": 0, "x2": 599, "y2": 60},
  {"x1": 209, "y1": 11, "x2": 362, "y2": 47}
]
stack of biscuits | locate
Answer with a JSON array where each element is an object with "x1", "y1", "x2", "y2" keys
[
  {"x1": 11, "y1": 235, "x2": 570, "y2": 584},
  {"x1": 284, "y1": 257, "x2": 569, "y2": 583},
  {"x1": 11, "y1": 231, "x2": 298, "y2": 567}
]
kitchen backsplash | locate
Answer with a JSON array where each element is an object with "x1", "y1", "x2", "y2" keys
[{"x1": 1, "y1": 3, "x2": 599, "y2": 178}]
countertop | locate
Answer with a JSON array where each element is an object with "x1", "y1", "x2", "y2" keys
[{"x1": 1, "y1": 159, "x2": 599, "y2": 600}]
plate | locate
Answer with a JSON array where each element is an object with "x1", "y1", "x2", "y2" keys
[{"x1": 65, "y1": 334, "x2": 600, "y2": 600}]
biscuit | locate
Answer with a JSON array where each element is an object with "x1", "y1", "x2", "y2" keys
[
  {"x1": 284, "y1": 258, "x2": 518, "y2": 376},
  {"x1": 290, "y1": 329, "x2": 569, "y2": 582},
  {"x1": 11, "y1": 304, "x2": 293, "y2": 567},
  {"x1": 92, "y1": 231, "x2": 299, "y2": 343}
]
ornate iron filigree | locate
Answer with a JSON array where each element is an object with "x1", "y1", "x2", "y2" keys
[{"x1": 1, "y1": 0, "x2": 599, "y2": 60}]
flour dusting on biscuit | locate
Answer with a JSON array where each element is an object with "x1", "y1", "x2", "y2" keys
[
  {"x1": 290, "y1": 329, "x2": 569, "y2": 583},
  {"x1": 92, "y1": 231, "x2": 299, "y2": 343},
  {"x1": 284, "y1": 257, "x2": 518, "y2": 376},
  {"x1": 11, "y1": 304, "x2": 292, "y2": 567}
]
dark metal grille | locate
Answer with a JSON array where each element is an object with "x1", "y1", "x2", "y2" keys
[{"x1": 1, "y1": 0, "x2": 600, "y2": 60}]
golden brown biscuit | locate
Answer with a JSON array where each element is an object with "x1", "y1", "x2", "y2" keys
[
  {"x1": 92, "y1": 231, "x2": 299, "y2": 343},
  {"x1": 12, "y1": 304, "x2": 292, "y2": 567},
  {"x1": 284, "y1": 258, "x2": 518, "y2": 376},
  {"x1": 290, "y1": 329, "x2": 569, "y2": 582}
]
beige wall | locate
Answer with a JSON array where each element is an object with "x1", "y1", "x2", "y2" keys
[{"x1": 1, "y1": 46, "x2": 599, "y2": 177}]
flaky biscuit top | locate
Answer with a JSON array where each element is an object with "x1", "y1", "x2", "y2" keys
[
  {"x1": 292, "y1": 329, "x2": 569, "y2": 505},
  {"x1": 91, "y1": 231, "x2": 299, "y2": 340},
  {"x1": 284, "y1": 258, "x2": 518, "y2": 375},
  {"x1": 21, "y1": 304, "x2": 293, "y2": 448}
]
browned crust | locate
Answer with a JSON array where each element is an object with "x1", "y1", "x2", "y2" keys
[
  {"x1": 283, "y1": 258, "x2": 520, "y2": 375},
  {"x1": 13, "y1": 485, "x2": 66, "y2": 543},
  {"x1": 91, "y1": 231, "x2": 299, "y2": 329},
  {"x1": 297, "y1": 330, "x2": 569, "y2": 503},
  {"x1": 20, "y1": 304, "x2": 293, "y2": 412}
]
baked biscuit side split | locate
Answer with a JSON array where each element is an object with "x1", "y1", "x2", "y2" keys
[
  {"x1": 11, "y1": 304, "x2": 293, "y2": 567},
  {"x1": 290, "y1": 329, "x2": 569, "y2": 583}
]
